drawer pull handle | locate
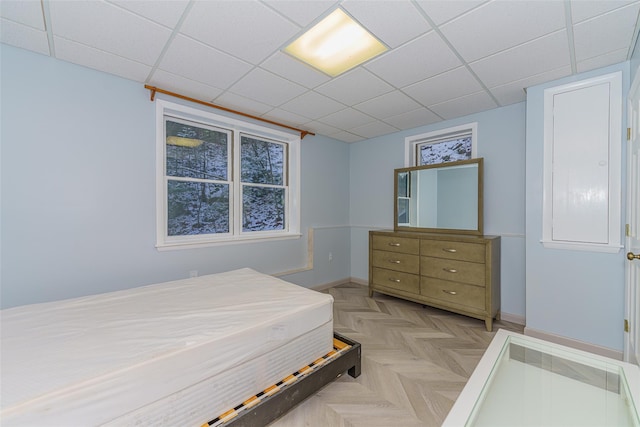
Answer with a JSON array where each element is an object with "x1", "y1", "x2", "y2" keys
[
  {"x1": 443, "y1": 248, "x2": 457, "y2": 253},
  {"x1": 443, "y1": 268, "x2": 458, "y2": 273},
  {"x1": 388, "y1": 259, "x2": 401, "y2": 264},
  {"x1": 388, "y1": 242, "x2": 401, "y2": 247},
  {"x1": 442, "y1": 290, "x2": 457, "y2": 295},
  {"x1": 388, "y1": 278, "x2": 401, "y2": 283}
]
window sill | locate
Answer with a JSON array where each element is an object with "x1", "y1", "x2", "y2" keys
[{"x1": 157, "y1": 232, "x2": 302, "y2": 251}]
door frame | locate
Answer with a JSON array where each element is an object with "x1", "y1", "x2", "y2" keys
[{"x1": 625, "y1": 66, "x2": 640, "y2": 364}]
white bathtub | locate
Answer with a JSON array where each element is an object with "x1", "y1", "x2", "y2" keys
[{"x1": 444, "y1": 329, "x2": 640, "y2": 426}]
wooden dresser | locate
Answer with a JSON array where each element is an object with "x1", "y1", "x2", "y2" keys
[{"x1": 369, "y1": 230, "x2": 500, "y2": 331}]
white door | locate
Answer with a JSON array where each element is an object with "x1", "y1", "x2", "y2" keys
[{"x1": 625, "y1": 70, "x2": 640, "y2": 364}]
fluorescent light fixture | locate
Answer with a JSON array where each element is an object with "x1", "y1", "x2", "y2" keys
[{"x1": 284, "y1": 8, "x2": 388, "y2": 77}]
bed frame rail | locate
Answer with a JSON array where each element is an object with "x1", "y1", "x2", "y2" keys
[{"x1": 220, "y1": 332, "x2": 361, "y2": 426}]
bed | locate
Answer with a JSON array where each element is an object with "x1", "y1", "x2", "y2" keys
[{"x1": 0, "y1": 268, "x2": 361, "y2": 426}]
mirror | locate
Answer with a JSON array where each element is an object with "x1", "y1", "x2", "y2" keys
[{"x1": 394, "y1": 158, "x2": 483, "y2": 235}]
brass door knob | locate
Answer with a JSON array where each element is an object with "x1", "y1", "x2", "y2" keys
[{"x1": 628, "y1": 252, "x2": 640, "y2": 261}]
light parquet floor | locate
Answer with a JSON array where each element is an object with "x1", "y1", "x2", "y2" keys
[{"x1": 269, "y1": 283, "x2": 524, "y2": 427}]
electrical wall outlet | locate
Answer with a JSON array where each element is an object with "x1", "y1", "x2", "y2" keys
[
  {"x1": 329, "y1": 252, "x2": 333, "y2": 262},
  {"x1": 189, "y1": 270, "x2": 198, "y2": 278}
]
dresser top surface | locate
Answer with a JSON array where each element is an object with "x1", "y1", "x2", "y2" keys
[{"x1": 370, "y1": 230, "x2": 500, "y2": 242}]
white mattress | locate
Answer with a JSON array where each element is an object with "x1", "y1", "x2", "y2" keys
[{"x1": 1, "y1": 268, "x2": 334, "y2": 426}]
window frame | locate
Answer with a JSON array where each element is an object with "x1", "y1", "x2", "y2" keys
[
  {"x1": 404, "y1": 122, "x2": 478, "y2": 167},
  {"x1": 238, "y1": 133, "x2": 289, "y2": 235},
  {"x1": 156, "y1": 99, "x2": 301, "y2": 250}
]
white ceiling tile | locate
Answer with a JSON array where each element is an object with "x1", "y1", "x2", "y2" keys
[
  {"x1": 280, "y1": 92, "x2": 345, "y2": 120},
  {"x1": 365, "y1": 32, "x2": 461, "y2": 87},
  {"x1": 315, "y1": 68, "x2": 394, "y2": 105},
  {"x1": 489, "y1": 66, "x2": 572, "y2": 105},
  {"x1": 229, "y1": 68, "x2": 308, "y2": 107},
  {"x1": 414, "y1": 0, "x2": 487, "y2": 25},
  {"x1": 355, "y1": 91, "x2": 420, "y2": 119},
  {"x1": 148, "y1": 70, "x2": 223, "y2": 102},
  {"x1": 384, "y1": 108, "x2": 442, "y2": 130},
  {"x1": 54, "y1": 37, "x2": 152, "y2": 82},
  {"x1": 213, "y1": 92, "x2": 274, "y2": 116},
  {"x1": 263, "y1": 0, "x2": 338, "y2": 26},
  {"x1": 49, "y1": 1, "x2": 172, "y2": 66},
  {"x1": 181, "y1": 1, "x2": 300, "y2": 64},
  {"x1": 573, "y1": 3, "x2": 640, "y2": 62},
  {"x1": 107, "y1": 1, "x2": 190, "y2": 28},
  {"x1": 342, "y1": 0, "x2": 431, "y2": 48},
  {"x1": 489, "y1": 87, "x2": 526, "y2": 106},
  {"x1": 576, "y1": 48, "x2": 629, "y2": 73},
  {"x1": 404, "y1": 66, "x2": 482, "y2": 106},
  {"x1": 570, "y1": 0, "x2": 639, "y2": 23},
  {"x1": 350, "y1": 120, "x2": 398, "y2": 139},
  {"x1": 319, "y1": 108, "x2": 374, "y2": 129},
  {"x1": 429, "y1": 91, "x2": 497, "y2": 120},
  {"x1": 0, "y1": 19, "x2": 49, "y2": 56},
  {"x1": 329, "y1": 131, "x2": 364, "y2": 143},
  {"x1": 441, "y1": 1, "x2": 566, "y2": 62},
  {"x1": 305, "y1": 120, "x2": 343, "y2": 136},
  {"x1": 262, "y1": 108, "x2": 311, "y2": 128},
  {"x1": 0, "y1": 0, "x2": 45, "y2": 29},
  {"x1": 470, "y1": 30, "x2": 570, "y2": 88},
  {"x1": 158, "y1": 35, "x2": 251, "y2": 90},
  {"x1": 260, "y1": 52, "x2": 331, "y2": 88}
]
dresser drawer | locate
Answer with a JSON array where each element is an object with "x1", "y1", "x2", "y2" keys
[
  {"x1": 421, "y1": 240, "x2": 485, "y2": 263},
  {"x1": 420, "y1": 277, "x2": 485, "y2": 311},
  {"x1": 371, "y1": 235, "x2": 419, "y2": 255},
  {"x1": 421, "y1": 256, "x2": 485, "y2": 286},
  {"x1": 372, "y1": 267, "x2": 419, "y2": 294},
  {"x1": 372, "y1": 250, "x2": 419, "y2": 274}
]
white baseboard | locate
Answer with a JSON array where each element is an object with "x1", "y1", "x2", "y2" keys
[
  {"x1": 310, "y1": 278, "x2": 352, "y2": 291},
  {"x1": 349, "y1": 277, "x2": 368, "y2": 286},
  {"x1": 310, "y1": 277, "x2": 368, "y2": 291},
  {"x1": 500, "y1": 312, "x2": 525, "y2": 325},
  {"x1": 524, "y1": 327, "x2": 623, "y2": 361}
]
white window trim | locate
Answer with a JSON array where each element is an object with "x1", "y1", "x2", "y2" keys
[
  {"x1": 541, "y1": 72, "x2": 622, "y2": 253},
  {"x1": 404, "y1": 122, "x2": 478, "y2": 167},
  {"x1": 155, "y1": 99, "x2": 301, "y2": 250},
  {"x1": 236, "y1": 133, "x2": 291, "y2": 239}
]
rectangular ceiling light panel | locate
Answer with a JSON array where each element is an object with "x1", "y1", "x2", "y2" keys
[{"x1": 284, "y1": 8, "x2": 388, "y2": 77}]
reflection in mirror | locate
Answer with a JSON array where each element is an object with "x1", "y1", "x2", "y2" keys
[{"x1": 395, "y1": 158, "x2": 483, "y2": 235}]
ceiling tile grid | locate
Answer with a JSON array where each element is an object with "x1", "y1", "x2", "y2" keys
[
  {"x1": 49, "y1": 1, "x2": 173, "y2": 66},
  {"x1": 1, "y1": 0, "x2": 639, "y2": 142},
  {"x1": 469, "y1": 30, "x2": 572, "y2": 89},
  {"x1": 0, "y1": 17, "x2": 49, "y2": 56}
]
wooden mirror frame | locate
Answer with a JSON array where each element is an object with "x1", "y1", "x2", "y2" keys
[{"x1": 394, "y1": 158, "x2": 484, "y2": 235}]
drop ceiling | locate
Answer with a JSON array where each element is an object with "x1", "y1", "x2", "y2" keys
[{"x1": 2, "y1": 0, "x2": 639, "y2": 142}]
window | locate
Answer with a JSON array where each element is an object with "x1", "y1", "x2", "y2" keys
[
  {"x1": 405, "y1": 123, "x2": 477, "y2": 166},
  {"x1": 240, "y1": 134, "x2": 287, "y2": 232},
  {"x1": 156, "y1": 100, "x2": 300, "y2": 249},
  {"x1": 397, "y1": 171, "x2": 410, "y2": 225}
]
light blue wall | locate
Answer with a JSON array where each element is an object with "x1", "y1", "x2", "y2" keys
[
  {"x1": 9, "y1": 41, "x2": 627, "y2": 345},
  {"x1": 0, "y1": 44, "x2": 351, "y2": 308},
  {"x1": 349, "y1": 103, "x2": 527, "y2": 320},
  {"x1": 525, "y1": 62, "x2": 630, "y2": 351}
]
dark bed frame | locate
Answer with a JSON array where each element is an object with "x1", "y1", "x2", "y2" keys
[{"x1": 225, "y1": 332, "x2": 361, "y2": 426}]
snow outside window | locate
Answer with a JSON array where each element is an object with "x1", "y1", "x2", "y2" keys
[
  {"x1": 240, "y1": 135, "x2": 287, "y2": 233},
  {"x1": 404, "y1": 123, "x2": 477, "y2": 167},
  {"x1": 156, "y1": 100, "x2": 300, "y2": 249}
]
